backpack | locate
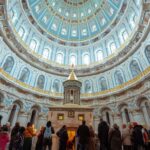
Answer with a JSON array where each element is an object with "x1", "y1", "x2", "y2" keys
[{"x1": 44, "y1": 126, "x2": 51, "y2": 138}]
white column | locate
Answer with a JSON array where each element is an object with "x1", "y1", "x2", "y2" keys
[
  {"x1": 121, "y1": 111, "x2": 126, "y2": 124},
  {"x1": 142, "y1": 106, "x2": 150, "y2": 125}
]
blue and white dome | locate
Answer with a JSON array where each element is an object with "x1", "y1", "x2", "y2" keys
[{"x1": 6, "y1": 0, "x2": 141, "y2": 68}]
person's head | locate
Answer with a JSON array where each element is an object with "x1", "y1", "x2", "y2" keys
[
  {"x1": 122, "y1": 124, "x2": 126, "y2": 129},
  {"x1": 2, "y1": 125, "x2": 8, "y2": 132},
  {"x1": 15, "y1": 122, "x2": 20, "y2": 127},
  {"x1": 100, "y1": 118, "x2": 103, "y2": 122},
  {"x1": 82, "y1": 120, "x2": 86, "y2": 125},
  {"x1": 27, "y1": 122, "x2": 32, "y2": 127},
  {"x1": 19, "y1": 127, "x2": 25, "y2": 134},
  {"x1": 113, "y1": 124, "x2": 119, "y2": 130},
  {"x1": 46, "y1": 121, "x2": 51, "y2": 127}
]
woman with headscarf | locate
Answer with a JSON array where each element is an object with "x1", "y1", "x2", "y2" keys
[
  {"x1": 109, "y1": 124, "x2": 122, "y2": 150},
  {"x1": 88, "y1": 125, "x2": 96, "y2": 150}
]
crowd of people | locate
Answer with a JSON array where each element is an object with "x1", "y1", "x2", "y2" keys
[{"x1": 0, "y1": 119, "x2": 150, "y2": 150}]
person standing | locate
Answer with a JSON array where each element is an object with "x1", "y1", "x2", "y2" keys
[
  {"x1": 12, "y1": 126, "x2": 25, "y2": 150},
  {"x1": 43, "y1": 121, "x2": 55, "y2": 150},
  {"x1": 35, "y1": 126, "x2": 45, "y2": 150},
  {"x1": 9, "y1": 122, "x2": 20, "y2": 150},
  {"x1": 57, "y1": 125, "x2": 68, "y2": 150},
  {"x1": 77, "y1": 120, "x2": 90, "y2": 150},
  {"x1": 108, "y1": 124, "x2": 122, "y2": 150},
  {"x1": 98, "y1": 118, "x2": 109, "y2": 150},
  {"x1": 23, "y1": 122, "x2": 36, "y2": 150},
  {"x1": 122, "y1": 124, "x2": 132, "y2": 150},
  {"x1": 131, "y1": 124, "x2": 145, "y2": 150},
  {"x1": 0, "y1": 125, "x2": 10, "y2": 150},
  {"x1": 88, "y1": 125, "x2": 96, "y2": 150}
]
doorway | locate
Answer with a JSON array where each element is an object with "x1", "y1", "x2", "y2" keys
[{"x1": 67, "y1": 127, "x2": 76, "y2": 150}]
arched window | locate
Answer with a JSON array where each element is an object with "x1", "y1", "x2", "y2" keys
[
  {"x1": 99, "y1": 77, "x2": 108, "y2": 91},
  {"x1": 11, "y1": 9, "x2": 17, "y2": 23},
  {"x1": 30, "y1": 109, "x2": 37, "y2": 124},
  {"x1": 70, "y1": 55, "x2": 76, "y2": 65},
  {"x1": 96, "y1": 51, "x2": 103, "y2": 61},
  {"x1": 124, "y1": 108, "x2": 130, "y2": 123},
  {"x1": 8, "y1": 104, "x2": 20, "y2": 126},
  {"x1": 43, "y1": 48, "x2": 49, "y2": 59},
  {"x1": 3, "y1": 56, "x2": 14, "y2": 73},
  {"x1": 30, "y1": 39, "x2": 37, "y2": 50},
  {"x1": 145, "y1": 45, "x2": 150, "y2": 64},
  {"x1": 18, "y1": 27, "x2": 25, "y2": 38},
  {"x1": 129, "y1": 12, "x2": 137, "y2": 28},
  {"x1": 120, "y1": 29, "x2": 128, "y2": 44},
  {"x1": 114, "y1": 70, "x2": 124, "y2": 85},
  {"x1": 130, "y1": 60, "x2": 141, "y2": 77},
  {"x1": 37, "y1": 75, "x2": 45, "y2": 89},
  {"x1": 56, "y1": 53, "x2": 63, "y2": 64},
  {"x1": 84, "y1": 80, "x2": 92, "y2": 93},
  {"x1": 106, "y1": 112, "x2": 110, "y2": 125},
  {"x1": 109, "y1": 42, "x2": 116, "y2": 53},
  {"x1": 83, "y1": 54, "x2": 90, "y2": 65},
  {"x1": 52, "y1": 80, "x2": 60, "y2": 92},
  {"x1": 19, "y1": 68, "x2": 30, "y2": 83}
]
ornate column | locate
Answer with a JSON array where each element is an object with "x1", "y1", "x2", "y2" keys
[
  {"x1": 121, "y1": 111, "x2": 126, "y2": 124},
  {"x1": 141, "y1": 106, "x2": 150, "y2": 125}
]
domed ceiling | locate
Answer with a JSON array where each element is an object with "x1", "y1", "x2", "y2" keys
[
  {"x1": 5, "y1": 0, "x2": 141, "y2": 72},
  {"x1": 27, "y1": 0, "x2": 123, "y2": 44}
]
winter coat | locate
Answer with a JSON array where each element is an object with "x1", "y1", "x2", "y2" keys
[
  {"x1": 0, "y1": 131, "x2": 10, "y2": 150},
  {"x1": 24, "y1": 126, "x2": 36, "y2": 138},
  {"x1": 77, "y1": 124, "x2": 90, "y2": 144},
  {"x1": 122, "y1": 128, "x2": 132, "y2": 146},
  {"x1": 109, "y1": 128, "x2": 122, "y2": 150}
]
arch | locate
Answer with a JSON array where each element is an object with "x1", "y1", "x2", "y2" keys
[
  {"x1": 43, "y1": 48, "x2": 50, "y2": 59},
  {"x1": 82, "y1": 53, "x2": 90, "y2": 65},
  {"x1": 119, "y1": 104, "x2": 130, "y2": 124},
  {"x1": 30, "y1": 39, "x2": 37, "y2": 50},
  {"x1": 100, "y1": 107, "x2": 112, "y2": 125},
  {"x1": 145, "y1": 45, "x2": 150, "y2": 64},
  {"x1": 18, "y1": 27, "x2": 25, "y2": 38},
  {"x1": 37, "y1": 75, "x2": 45, "y2": 89},
  {"x1": 129, "y1": 9, "x2": 137, "y2": 28},
  {"x1": 19, "y1": 67, "x2": 30, "y2": 83},
  {"x1": 30, "y1": 105, "x2": 41, "y2": 125},
  {"x1": 95, "y1": 50, "x2": 103, "y2": 61},
  {"x1": 70, "y1": 54, "x2": 76, "y2": 65},
  {"x1": 84, "y1": 80, "x2": 92, "y2": 93},
  {"x1": 119, "y1": 27, "x2": 128, "y2": 44},
  {"x1": 8, "y1": 102, "x2": 21, "y2": 126},
  {"x1": 56, "y1": 53, "x2": 64, "y2": 64},
  {"x1": 2, "y1": 56, "x2": 14, "y2": 73},
  {"x1": 130, "y1": 59, "x2": 141, "y2": 77},
  {"x1": 114, "y1": 70, "x2": 124, "y2": 85},
  {"x1": 108, "y1": 41, "x2": 116, "y2": 54},
  {"x1": 99, "y1": 77, "x2": 108, "y2": 91},
  {"x1": 52, "y1": 79, "x2": 60, "y2": 92}
]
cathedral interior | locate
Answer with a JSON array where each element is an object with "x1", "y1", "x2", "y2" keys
[{"x1": 0, "y1": 0, "x2": 150, "y2": 138}]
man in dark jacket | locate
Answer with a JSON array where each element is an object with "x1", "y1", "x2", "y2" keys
[
  {"x1": 57, "y1": 125, "x2": 68, "y2": 150},
  {"x1": 77, "y1": 120, "x2": 90, "y2": 150},
  {"x1": 98, "y1": 118, "x2": 109, "y2": 150},
  {"x1": 131, "y1": 124, "x2": 144, "y2": 150}
]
